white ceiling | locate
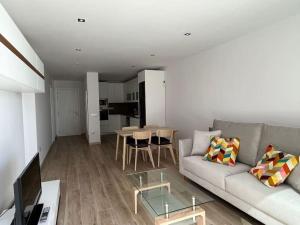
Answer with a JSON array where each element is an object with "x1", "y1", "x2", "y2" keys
[{"x1": 1, "y1": 0, "x2": 300, "y2": 81}]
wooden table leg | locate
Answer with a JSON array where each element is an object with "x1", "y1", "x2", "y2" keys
[
  {"x1": 122, "y1": 136, "x2": 127, "y2": 171},
  {"x1": 115, "y1": 134, "x2": 120, "y2": 160}
]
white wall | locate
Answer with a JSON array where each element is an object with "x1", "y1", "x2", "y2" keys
[
  {"x1": 165, "y1": 13, "x2": 300, "y2": 139},
  {"x1": 35, "y1": 74, "x2": 53, "y2": 163},
  {"x1": 0, "y1": 91, "x2": 25, "y2": 212},
  {"x1": 22, "y1": 93, "x2": 38, "y2": 164}
]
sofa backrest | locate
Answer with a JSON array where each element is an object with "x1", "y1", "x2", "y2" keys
[
  {"x1": 257, "y1": 124, "x2": 300, "y2": 161},
  {"x1": 213, "y1": 120, "x2": 263, "y2": 166}
]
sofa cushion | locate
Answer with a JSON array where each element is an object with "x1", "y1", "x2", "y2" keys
[
  {"x1": 203, "y1": 137, "x2": 240, "y2": 166},
  {"x1": 258, "y1": 125, "x2": 300, "y2": 192},
  {"x1": 287, "y1": 165, "x2": 300, "y2": 193},
  {"x1": 191, "y1": 130, "x2": 222, "y2": 155},
  {"x1": 182, "y1": 156, "x2": 250, "y2": 190},
  {"x1": 250, "y1": 145, "x2": 299, "y2": 187},
  {"x1": 213, "y1": 120, "x2": 263, "y2": 166},
  {"x1": 226, "y1": 172, "x2": 300, "y2": 225},
  {"x1": 258, "y1": 124, "x2": 300, "y2": 161}
]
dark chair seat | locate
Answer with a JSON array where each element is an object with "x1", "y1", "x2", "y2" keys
[
  {"x1": 127, "y1": 137, "x2": 135, "y2": 144},
  {"x1": 151, "y1": 136, "x2": 171, "y2": 145},
  {"x1": 128, "y1": 138, "x2": 149, "y2": 148}
]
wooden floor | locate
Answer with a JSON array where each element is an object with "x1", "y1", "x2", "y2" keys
[{"x1": 41, "y1": 135, "x2": 262, "y2": 225}]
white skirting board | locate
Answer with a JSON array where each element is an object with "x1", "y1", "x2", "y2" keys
[{"x1": 0, "y1": 180, "x2": 60, "y2": 225}]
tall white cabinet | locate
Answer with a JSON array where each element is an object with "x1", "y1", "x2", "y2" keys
[{"x1": 138, "y1": 70, "x2": 166, "y2": 127}]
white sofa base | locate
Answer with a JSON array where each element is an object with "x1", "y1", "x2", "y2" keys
[{"x1": 180, "y1": 168, "x2": 283, "y2": 225}]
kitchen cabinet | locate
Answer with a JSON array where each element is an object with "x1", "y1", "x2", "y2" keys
[
  {"x1": 124, "y1": 77, "x2": 138, "y2": 102},
  {"x1": 99, "y1": 82, "x2": 109, "y2": 99},
  {"x1": 100, "y1": 115, "x2": 121, "y2": 135},
  {"x1": 109, "y1": 115, "x2": 121, "y2": 131},
  {"x1": 130, "y1": 117, "x2": 140, "y2": 127},
  {"x1": 99, "y1": 82, "x2": 124, "y2": 102}
]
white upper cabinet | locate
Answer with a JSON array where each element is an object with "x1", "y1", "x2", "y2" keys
[
  {"x1": 99, "y1": 82, "x2": 124, "y2": 102},
  {"x1": 0, "y1": 4, "x2": 45, "y2": 93},
  {"x1": 124, "y1": 77, "x2": 138, "y2": 102},
  {"x1": 99, "y1": 82, "x2": 109, "y2": 99}
]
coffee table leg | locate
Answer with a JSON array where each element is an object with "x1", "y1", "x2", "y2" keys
[
  {"x1": 134, "y1": 189, "x2": 139, "y2": 214},
  {"x1": 167, "y1": 183, "x2": 171, "y2": 193},
  {"x1": 196, "y1": 212, "x2": 206, "y2": 225}
]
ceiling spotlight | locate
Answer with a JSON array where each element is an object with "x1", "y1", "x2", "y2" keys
[
  {"x1": 77, "y1": 18, "x2": 86, "y2": 22},
  {"x1": 150, "y1": 54, "x2": 155, "y2": 57},
  {"x1": 184, "y1": 32, "x2": 191, "y2": 36},
  {"x1": 75, "y1": 48, "x2": 82, "y2": 52}
]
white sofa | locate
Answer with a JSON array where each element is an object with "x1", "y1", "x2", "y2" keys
[{"x1": 179, "y1": 120, "x2": 300, "y2": 225}]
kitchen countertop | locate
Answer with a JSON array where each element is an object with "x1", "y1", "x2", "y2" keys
[{"x1": 109, "y1": 113, "x2": 140, "y2": 119}]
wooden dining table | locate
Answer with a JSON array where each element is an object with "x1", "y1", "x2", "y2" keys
[{"x1": 115, "y1": 127, "x2": 177, "y2": 171}]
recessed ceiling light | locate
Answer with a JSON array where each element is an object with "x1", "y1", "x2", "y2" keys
[
  {"x1": 77, "y1": 18, "x2": 86, "y2": 22},
  {"x1": 184, "y1": 32, "x2": 191, "y2": 36},
  {"x1": 150, "y1": 54, "x2": 155, "y2": 57},
  {"x1": 75, "y1": 48, "x2": 82, "y2": 52}
]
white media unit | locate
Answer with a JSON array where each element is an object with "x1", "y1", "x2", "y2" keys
[{"x1": 0, "y1": 180, "x2": 60, "y2": 225}]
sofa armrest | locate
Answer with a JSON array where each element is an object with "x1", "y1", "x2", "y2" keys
[{"x1": 179, "y1": 139, "x2": 193, "y2": 158}]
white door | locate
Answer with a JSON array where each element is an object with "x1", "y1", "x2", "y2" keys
[{"x1": 55, "y1": 87, "x2": 81, "y2": 136}]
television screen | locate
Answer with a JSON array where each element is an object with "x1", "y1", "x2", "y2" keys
[{"x1": 14, "y1": 153, "x2": 42, "y2": 225}]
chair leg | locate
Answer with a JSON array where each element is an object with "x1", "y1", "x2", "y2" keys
[
  {"x1": 164, "y1": 148, "x2": 167, "y2": 159},
  {"x1": 129, "y1": 147, "x2": 132, "y2": 164},
  {"x1": 142, "y1": 151, "x2": 145, "y2": 161},
  {"x1": 135, "y1": 148, "x2": 138, "y2": 171},
  {"x1": 169, "y1": 145, "x2": 176, "y2": 165},
  {"x1": 147, "y1": 148, "x2": 155, "y2": 168},
  {"x1": 158, "y1": 146, "x2": 161, "y2": 167},
  {"x1": 127, "y1": 145, "x2": 129, "y2": 164}
]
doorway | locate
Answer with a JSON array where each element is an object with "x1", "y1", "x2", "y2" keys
[{"x1": 55, "y1": 87, "x2": 81, "y2": 136}]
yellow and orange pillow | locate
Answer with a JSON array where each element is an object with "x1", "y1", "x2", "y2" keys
[
  {"x1": 203, "y1": 137, "x2": 240, "y2": 166},
  {"x1": 250, "y1": 145, "x2": 299, "y2": 187}
]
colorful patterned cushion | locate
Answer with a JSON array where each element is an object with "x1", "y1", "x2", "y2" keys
[
  {"x1": 250, "y1": 145, "x2": 299, "y2": 187},
  {"x1": 203, "y1": 137, "x2": 240, "y2": 166}
]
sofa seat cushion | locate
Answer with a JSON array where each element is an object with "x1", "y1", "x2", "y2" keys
[
  {"x1": 182, "y1": 156, "x2": 250, "y2": 190},
  {"x1": 226, "y1": 172, "x2": 300, "y2": 225}
]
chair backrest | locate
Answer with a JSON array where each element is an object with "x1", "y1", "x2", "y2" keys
[
  {"x1": 122, "y1": 126, "x2": 139, "y2": 131},
  {"x1": 133, "y1": 130, "x2": 152, "y2": 144},
  {"x1": 144, "y1": 125, "x2": 159, "y2": 129},
  {"x1": 157, "y1": 129, "x2": 174, "y2": 143}
]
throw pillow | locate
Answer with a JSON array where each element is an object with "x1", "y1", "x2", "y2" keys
[
  {"x1": 191, "y1": 130, "x2": 222, "y2": 156},
  {"x1": 203, "y1": 136, "x2": 240, "y2": 166},
  {"x1": 250, "y1": 145, "x2": 299, "y2": 187}
]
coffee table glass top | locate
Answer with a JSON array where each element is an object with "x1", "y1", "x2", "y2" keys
[{"x1": 127, "y1": 168, "x2": 214, "y2": 216}]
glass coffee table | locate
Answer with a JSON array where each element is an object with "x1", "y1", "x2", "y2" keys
[{"x1": 127, "y1": 168, "x2": 214, "y2": 225}]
